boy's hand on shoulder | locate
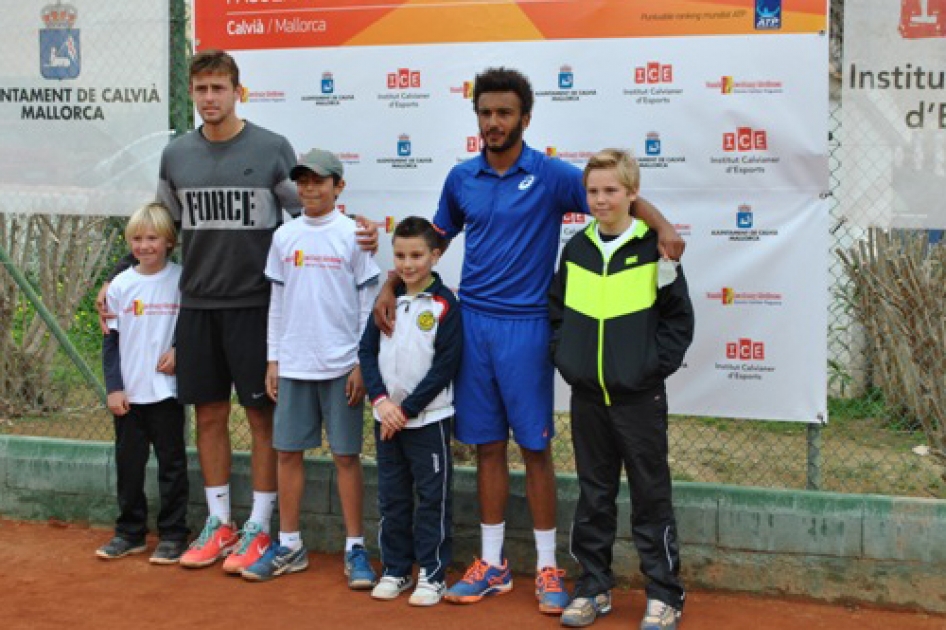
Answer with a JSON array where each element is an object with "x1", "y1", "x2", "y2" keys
[
  {"x1": 346, "y1": 365, "x2": 366, "y2": 407},
  {"x1": 96, "y1": 282, "x2": 116, "y2": 334},
  {"x1": 376, "y1": 400, "x2": 406, "y2": 440},
  {"x1": 373, "y1": 275, "x2": 399, "y2": 336},
  {"x1": 266, "y1": 361, "x2": 279, "y2": 402},
  {"x1": 354, "y1": 215, "x2": 379, "y2": 254},
  {"x1": 156, "y1": 348, "x2": 176, "y2": 375},
  {"x1": 107, "y1": 391, "x2": 130, "y2": 417},
  {"x1": 655, "y1": 223, "x2": 685, "y2": 261}
]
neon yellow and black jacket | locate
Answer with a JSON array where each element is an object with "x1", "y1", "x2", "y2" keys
[{"x1": 549, "y1": 220, "x2": 694, "y2": 405}]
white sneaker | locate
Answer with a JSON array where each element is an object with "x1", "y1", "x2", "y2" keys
[
  {"x1": 409, "y1": 569, "x2": 446, "y2": 607},
  {"x1": 371, "y1": 575, "x2": 414, "y2": 600},
  {"x1": 640, "y1": 598, "x2": 681, "y2": 630}
]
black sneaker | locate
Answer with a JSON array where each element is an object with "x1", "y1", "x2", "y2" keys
[
  {"x1": 149, "y1": 539, "x2": 186, "y2": 565},
  {"x1": 95, "y1": 536, "x2": 146, "y2": 560}
]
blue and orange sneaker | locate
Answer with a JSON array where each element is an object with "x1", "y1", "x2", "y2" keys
[
  {"x1": 444, "y1": 557, "x2": 513, "y2": 604},
  {"x1": 536, "y1": 566, "x2": 570, "y2": 614}
]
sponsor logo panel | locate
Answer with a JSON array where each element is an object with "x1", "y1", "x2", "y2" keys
[
  {"x1": 755, "y1": 0, "x2": 782, "y2": 30},
  {"x1": 638, "y1": 132, "x2": 686, "y2": 171},
  {"x1": 536, "y1": 64, "x2": 598, "y2": 103},
  {"x1": 710, "y1": 204, "x2": 780, "y2": 242},
  {"x1": 623, "y1": 61, "x2": 682, "y2": 105},
  {"x1": 712, "y1": 127, "x2": 781, "y2": 175},
  {"x1": 301, "y1": 71, "x2": 356, "y2": 107},
  {"x1": 705, "y1": 287, "x2": 784, "y2": 307},
  {"x1": 378, "y1": 67, "x2": 431, "y2": 109},
  {"x1": 716, "y1": 337, "x2": 776, "y2": 381},
  {"x1": 376, "y1": 133, "x2": 434, "y2": 170}
]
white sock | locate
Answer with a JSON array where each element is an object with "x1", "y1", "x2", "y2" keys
[
  {"x1": 346, "y1": 536, "x2": 365, "y2": 552},
  {"x1": 279, "y1": 531, "x2": 302, "y2": 551},
  {"x1": 205, "y1": 485, "x2": 230, "y2": 523},
  {"x1": 248, "y1": 491, "x2": 278, "y2": 533},
  {"x1": 534, "y1": 528, "x2": 558, "y2": 570},
  {"x1": 481, "y1": 522, "x2": 505, "y2": 566}
]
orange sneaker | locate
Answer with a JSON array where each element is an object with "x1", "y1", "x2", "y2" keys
[
  {"x1": 179, "y1": 516, "x2": 239, "y2": 569},
  {"x1": 222, "y1": 521, "x2": 271, "y2": 575},
  {"x1": 535, "y1": 566, "x2": 569, "y2": 614},
  {"x1": 443, "y1": 557, "x2": 513, "y2": 604}
]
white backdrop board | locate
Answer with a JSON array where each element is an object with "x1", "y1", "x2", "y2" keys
[
  {"x1": 842, "y1": 0, "x2": 946, "y2": 230},
  {"x1": 195, "y1": 0, "x2": 831, "y2": 422},
  {"x1": 0, "y1": 1, "x2": 170, "y2": 216}
]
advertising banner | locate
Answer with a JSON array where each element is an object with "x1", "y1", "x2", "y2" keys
[
  {"x1": 842, "y1": 0, "x2": 946, "y2": 229},
  {"x1": 0, "y1": 1, "x2": 170, "y2": 215},
  {"x1": 196, "y1": 0, "x2": 830, "y2": 422}
]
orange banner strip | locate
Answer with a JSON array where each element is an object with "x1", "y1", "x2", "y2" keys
[{"x1": 194, "y1": 0, "x2": 827, "y2": 51}]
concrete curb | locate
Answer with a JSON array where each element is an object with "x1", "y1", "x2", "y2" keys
[{"x1": 1, "y1": 435, "x2": 943, "y2": 612}]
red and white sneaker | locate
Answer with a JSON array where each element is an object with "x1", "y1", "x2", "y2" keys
[
  {"x1": 179, "y1": 516, "x2": 239, "y2": 569},
  {"x1": 222, "y1": 521, "x2": 271, "y2": 575}
]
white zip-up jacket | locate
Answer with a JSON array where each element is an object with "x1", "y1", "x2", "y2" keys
[{"x1": 359, "y1": 273, "x2": 462, "y2": 429}]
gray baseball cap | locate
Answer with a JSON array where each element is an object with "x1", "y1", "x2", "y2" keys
[{"x1": 290, "y1": 148, "x2": 344, "y2": 180}]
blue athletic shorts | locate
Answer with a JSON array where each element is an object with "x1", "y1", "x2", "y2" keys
[{"x1": 454, "y1": 309, "x2": 554, "y2": 451}]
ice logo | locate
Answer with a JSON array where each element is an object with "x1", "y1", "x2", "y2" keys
[
  {"x1": 755, "y1": 0, "x2": 781, "y2": 30},
  {"x1": 40, "y1": 2, "x2": 81, "y2": 80}
]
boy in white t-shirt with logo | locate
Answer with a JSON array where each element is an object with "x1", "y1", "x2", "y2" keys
[
  {"x1": 243, "y1": 149, "x2": 380, "y2": 586},
  {"x1": 96, "y1": 203, "x2": 189, "y2": 565}
]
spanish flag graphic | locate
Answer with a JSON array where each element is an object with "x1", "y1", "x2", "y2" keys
[
  {"x1": 721, "y1": 76, "x2": 734, "y2": 94},
  {"x1": 722, "y1": 287, "x2": 735, "y2": 305},
  {"x1": 133, "y1": 299, "x2": 145, "y2": 316},
  {"x1": 294, "y1": 250, "x2": 305, "y2": 267}
]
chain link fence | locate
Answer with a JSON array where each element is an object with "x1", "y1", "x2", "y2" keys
[{"x1": 1, "y1": 1, "x2": 943, "y2": 499}]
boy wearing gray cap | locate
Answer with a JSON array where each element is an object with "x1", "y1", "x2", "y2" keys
[{"x1": 243, "y1": 149, "x2": 381, "y2": 588}]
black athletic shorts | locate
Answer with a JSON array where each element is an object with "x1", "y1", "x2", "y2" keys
[{"x1": 175, "y1": 307, "x2": 270, "y2": 408}]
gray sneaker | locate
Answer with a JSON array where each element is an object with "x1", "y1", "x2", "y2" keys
[
  {"x1": 95, "y1": 536, "x2": 146, "y2": 560},
  {"x1": 149, "y1": 540, "x2": 186, "y2": 565},
  {"x1": 561, "y1": 591, "x2": 612, "y2": 627},
  {"x1": 640, "y1": 599, "x2": 681, "y2": 630}
]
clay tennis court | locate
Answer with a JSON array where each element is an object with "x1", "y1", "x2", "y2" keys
[{"x1": 3, "y1": 518, "x2": 942, "y2": 630}]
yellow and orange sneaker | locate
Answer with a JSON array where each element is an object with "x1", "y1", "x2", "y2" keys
[
  {"x1": 222, "y1": 521, "x2": 271, "y2": 575},
  {"x1": 179, "y1": 516, "x2": 239, "y2": 569}
]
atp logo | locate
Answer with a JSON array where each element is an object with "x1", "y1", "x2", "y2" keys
[
  {"x1": 755, "y1": 0, "x2": 782, "y2": 30},
  {"x1": 40, "y1": 2, "x2": 81, "y2": 80}
]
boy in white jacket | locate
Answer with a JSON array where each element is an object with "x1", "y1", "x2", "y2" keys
[{"x1": 359, "y1": 217, "x2": 463, "y2": 606}]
